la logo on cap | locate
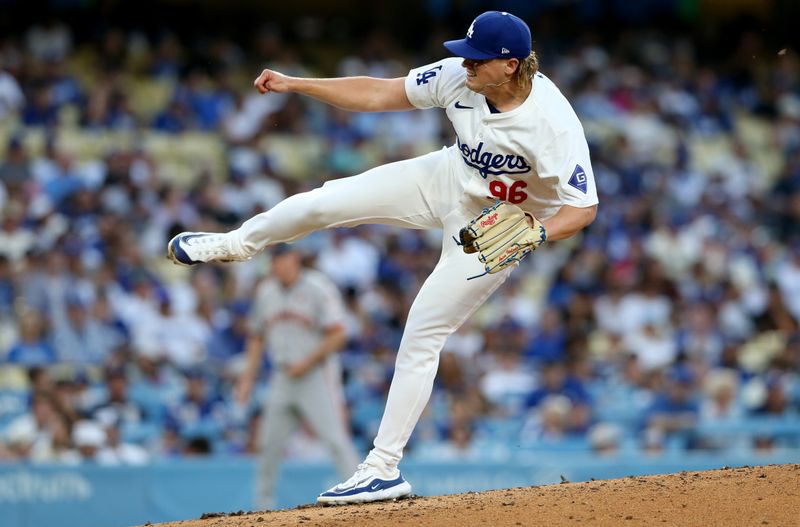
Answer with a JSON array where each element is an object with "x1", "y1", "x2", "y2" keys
[{"x1": 443, "y1": 11, "x2": 532, "y2": 61}]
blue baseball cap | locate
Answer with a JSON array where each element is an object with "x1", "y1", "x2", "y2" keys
[{"x1": 444, "y1": 11, "x2": 532, "y2": 60}]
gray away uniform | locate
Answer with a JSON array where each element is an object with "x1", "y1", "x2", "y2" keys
[{"x1": 249, "y1": 269, "x2": 359, "y2": 508}]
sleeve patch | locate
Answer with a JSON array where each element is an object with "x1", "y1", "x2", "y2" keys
[
  {"x1": 416, "y1": 65, "x2": 443, "y2": 85},
  {"x1": 568, "y1": 164, "x2": 588, "y2": 194}
]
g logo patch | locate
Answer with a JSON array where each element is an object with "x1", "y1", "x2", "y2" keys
[{"x1": 568, "y1": 164, "x2": 588, "y2": 194}]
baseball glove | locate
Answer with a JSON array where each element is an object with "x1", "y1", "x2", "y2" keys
[{"x1": 457, "y1": 201, "x2": 546, "y2": 279}]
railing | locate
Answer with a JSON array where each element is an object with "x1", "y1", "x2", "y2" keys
[{"x1": 1, "y1": 451, "x2": 798, "y2": 527}]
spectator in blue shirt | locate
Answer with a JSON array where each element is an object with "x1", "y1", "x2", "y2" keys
[
  {"x1": 153, "y1": 97, "x2": 194, "y2": 133},
  {"x1": 0, "y1": 137, "x2": 32, "y2": 199},
  {"x1": 206, "y1": 300, "x2": 251, "y2": 369},
  {"x1": 91, "y1": 367, "x2": 147, "y2": 433},
  {"x1": 523, "y1": 307, "x2": 567, "y2": 364},
  {"x1": 167, "y1": 369, "x2": 228, "y2": 446},
  {"x1": 526, "y1": 361, "x2": 592, "y2": 409},
  {"x1": 21, "y1": 84, "x2": 58, "y2": 126},
  {"x1": 525, "y1": 361, "x2": 592, "y2": 434},
  {"x1": 643, "y1": 365, "x2": 700, "y2": 440},
  {"x1": 0, "y1": 255, "x2": 15, "y2": 318},
  {"x1": 7, "y1": 309, "x2": 57, "y2": 366}
]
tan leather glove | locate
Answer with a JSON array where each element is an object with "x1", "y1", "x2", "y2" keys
[{"x1": 458, "y1": 201, "x2": 546, "y2": 278}]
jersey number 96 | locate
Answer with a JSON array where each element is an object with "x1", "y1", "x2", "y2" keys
[{"x1": 488, "y1": 180, "x2": 527, "y2": 204}]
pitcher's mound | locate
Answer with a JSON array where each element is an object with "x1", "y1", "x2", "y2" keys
[{"x1": 154, "y1": 464, "x2": 799, "y2": 527}]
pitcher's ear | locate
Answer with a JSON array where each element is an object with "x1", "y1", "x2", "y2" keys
[{"x1": 505, "y1": 58, "x2": 520, "y2": 76}]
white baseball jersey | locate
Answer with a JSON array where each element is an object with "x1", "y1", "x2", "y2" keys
[{"x1": 404, "y1": 57, "x2": 598, "y2": 220}]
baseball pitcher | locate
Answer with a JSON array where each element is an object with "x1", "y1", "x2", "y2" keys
[{"x1": 170, "y1": 11, "x2": 598, "y2": 504}]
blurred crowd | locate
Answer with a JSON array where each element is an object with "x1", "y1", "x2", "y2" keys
[{"x1": 1, "y1": 17, "x2": 799, "y2": 467}]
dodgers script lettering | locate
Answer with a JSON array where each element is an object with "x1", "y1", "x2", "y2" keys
[{"x1": 457, "y1": 137, "x2": 531, "y2": 178}]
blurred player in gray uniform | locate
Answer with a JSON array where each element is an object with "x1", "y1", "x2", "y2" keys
[
  {"x1": 236, "y1": 243, "x2": 359, "y2": 509},
  {"x1": 171, "y1": 11, "x2": 598, "y2": 504}
]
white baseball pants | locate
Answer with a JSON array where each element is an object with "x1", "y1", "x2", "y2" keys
[{"x1": 231, "y1": 147, "x2": 511, "y2": 470}]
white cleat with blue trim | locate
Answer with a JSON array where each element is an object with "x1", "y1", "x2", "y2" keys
[
  {"x1": 167, "y1": 232, "x2": 250, "y2": 266},
  {"x1": 317, "y1": 463, "x2": 412, "y2": 505}
]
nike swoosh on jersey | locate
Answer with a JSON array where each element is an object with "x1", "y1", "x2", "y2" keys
[{"x1": 454, "y1": 101, "x2": 473, "y2": 109}]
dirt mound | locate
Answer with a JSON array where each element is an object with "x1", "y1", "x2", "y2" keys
[{"x1": 152, "y1": 464, "x2": 799, "y2": 527}]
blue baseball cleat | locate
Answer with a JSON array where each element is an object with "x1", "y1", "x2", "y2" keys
[
  {"x1": 317, "y1": 463, "x2": 412, "y2": 505},
  {"x1": 167, "y1": 232, "x2": 249, "y2": 266}
]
